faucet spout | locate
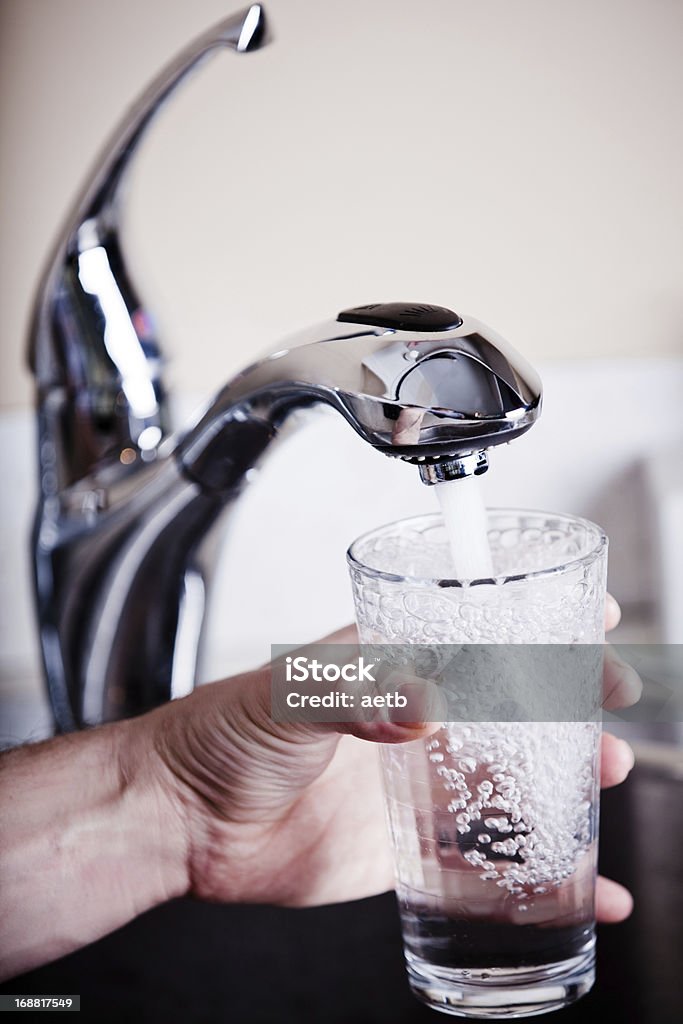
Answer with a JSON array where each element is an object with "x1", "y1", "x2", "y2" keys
[{"x1": 177, "y1": 303, "x2": 542, "y2": 492}]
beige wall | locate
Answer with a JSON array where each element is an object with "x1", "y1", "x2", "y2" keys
[{"x1": 1, "y1": 0, "x2": 682, "y2": 411}]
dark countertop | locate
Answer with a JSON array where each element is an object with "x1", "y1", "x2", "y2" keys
[{"x1": 3, "y1": 760, "x2": 680, "y2": 1024}]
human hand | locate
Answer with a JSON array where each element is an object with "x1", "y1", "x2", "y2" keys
[
  {"x1": 1, "y1": 597, "x2": 638, "y2": 982},
  {"x1": 137, "y1": 594, "x2": 638, "y2": 920}
]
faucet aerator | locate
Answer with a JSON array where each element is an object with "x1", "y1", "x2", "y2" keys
[{"x1": 416, "y1": 452, "x2": 490, "y2": 485}]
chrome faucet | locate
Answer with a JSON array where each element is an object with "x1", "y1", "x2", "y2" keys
[{"x1": 28, "y1": 5, "x2": 542, "y2": 731}]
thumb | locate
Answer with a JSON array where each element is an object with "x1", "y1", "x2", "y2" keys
[
  {"x1": 267, "y1": 637, "x2": 444, "y2": 746},
  {"x1": 161, "y1": 644, "x2": 443, "y2": 815},
  {"x1": 336, "y1": 675, "x2": 444, "y2": 745}
]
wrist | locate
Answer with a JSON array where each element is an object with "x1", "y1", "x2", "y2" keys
[{"x1": 117, "y1": 708, "x2": 191, "y2": 906}]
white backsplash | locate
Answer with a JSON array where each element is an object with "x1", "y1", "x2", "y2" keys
[{"x1": 2, "y1": 358, "x2": 682, "y2": 737}]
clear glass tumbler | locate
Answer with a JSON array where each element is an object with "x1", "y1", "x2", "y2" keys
[{"x1": 347, "y1": 510, "x2": 607, "y2": 1019}]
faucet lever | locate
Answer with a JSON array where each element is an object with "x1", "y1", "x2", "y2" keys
[
  {"x1": 28, "y1": 6, "x2": 271, "y2": 731},
  {"x1": 29, "y1": 5, "x2": 269, "y2": 495}
]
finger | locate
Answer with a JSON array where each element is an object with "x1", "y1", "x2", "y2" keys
[
  {"x1": 269, "y1": 634, "x2": 445, "y2": 747},
  {"x1": 605, "y1": 593, "x2": 621, "y2": 632},
  {"x1": 338, "y1": 718, "x2": 441, "y2": 744},
  {"x1": 336, "y1": 677, "x2": 445, "y2": 745},
  {"x1": 595, "y1": 875, "x2": 633, "y2": 923},
  {"x1": 602, "y1": 645, "x2": 643, "y2": 710},
  {"x1": 266, "y1": 644, "x2": 442, "y2": 746},
  {"x1": 600, "y1": 732, "x2": 636, "y2": 788}
]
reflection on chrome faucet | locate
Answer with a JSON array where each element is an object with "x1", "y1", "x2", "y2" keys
[{"x1": 28, "y1": 6, "x2": 541, "y2": 731}]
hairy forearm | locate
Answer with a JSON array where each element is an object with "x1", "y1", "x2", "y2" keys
[{"x1": 0, "y1": 717, "x2": 189, "y2": 981}]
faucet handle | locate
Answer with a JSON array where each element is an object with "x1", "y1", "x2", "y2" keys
[{"x1": 29, "y1": 5, "x2": 270, "y2": 495}]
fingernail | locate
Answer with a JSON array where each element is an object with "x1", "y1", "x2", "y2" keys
[
  {"x1": 390, "y1": 679, "x2": 446, "y2": 727},
  {"x1": 618, "y1": 738, "x2": 636, "y2": 772},
  {"x1": 392, "y1": 681, "x2": 428, "y2": 726},
  {"x1": 605, "y1": 593, "x2": 622, "y2": 623}
]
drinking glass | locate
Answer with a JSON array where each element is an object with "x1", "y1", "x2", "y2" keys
[{"x1": 347, "y1": 510, "x2": 607, "y2": 1019}]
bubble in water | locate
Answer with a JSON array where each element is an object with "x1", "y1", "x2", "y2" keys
[
  {"x1": 433, "y1": 721, "x2": 599, "y2": 895},
  {"x1": 484, "y1": 817, "x2": 507, "y2": 830}
]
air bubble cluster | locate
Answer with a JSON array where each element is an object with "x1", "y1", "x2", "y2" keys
[
  {"x1": 355, "y1": 512, "x2": 604, "y2": 904},
  {"x1": 416, "y1": 721, "x2": 598, "y2": 898}
]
